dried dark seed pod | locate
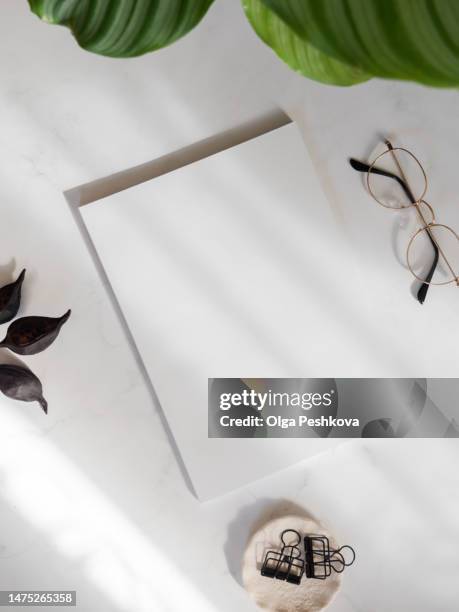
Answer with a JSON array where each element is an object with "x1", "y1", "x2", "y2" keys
[
  {"x1": 0, "y1": 309, "x2": 71, "y2": 355},
  {"x1": 0, "y1": 364, "x2": 48, "y2": 413},
  {"x1": 0, "y1": 269, "x2": 25, "y2": 325}
]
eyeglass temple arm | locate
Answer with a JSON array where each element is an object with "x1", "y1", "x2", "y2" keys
[
  {"x1": 349, "y1": 158, "x2": 416, "y2": 202},
  {"x1": 349, "y1": 158, "x2": 438, "y2": 304}
]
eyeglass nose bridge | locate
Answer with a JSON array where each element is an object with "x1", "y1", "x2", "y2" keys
[{"x1": 416, "y1": 200, "x2": 435, "y2": 225}]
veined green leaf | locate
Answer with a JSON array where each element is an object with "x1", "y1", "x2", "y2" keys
[
  {"x1": 29, "y1": 0, "x2": 215, "y2": 57},
  {"x1": 260, "y1": 0, "x2": 459, "y2": 86},
  {"x1": 243, "y1": 0, "x2": 370, "y2": 85}
]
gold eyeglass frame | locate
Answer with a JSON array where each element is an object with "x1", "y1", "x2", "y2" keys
[{"x1": 366, "y1": 141, "x2": 459, "y2": 287}]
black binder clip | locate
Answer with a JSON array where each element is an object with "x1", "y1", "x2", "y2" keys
[
  {"x1": 304, "y1": 535, "x2": 356, "y2": 580},
  {"x1": 261, "y1": 529, "x2": 304, "y2": 585}
]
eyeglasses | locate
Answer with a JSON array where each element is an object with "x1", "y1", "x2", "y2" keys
[{"x1": 350, "y1": 140, "x2": 459, "y2": 304}]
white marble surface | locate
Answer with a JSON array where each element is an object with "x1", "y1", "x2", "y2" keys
[{"x1": 0, "y1": 1, "x2": 458, "y2": 611}]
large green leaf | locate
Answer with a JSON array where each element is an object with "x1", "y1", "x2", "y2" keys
[
  {"x1": 29, "y1": 0, "x2": 215, "y2": 57},
  {"x1": 260, "y1": 0, "x2": 459, "y2": 86},
  {"x1": 243, "y1": 0, "x2": 370, "y2": 85}
]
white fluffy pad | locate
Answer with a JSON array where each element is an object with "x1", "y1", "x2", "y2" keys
[{"x1": 242, "y1": 507, "x2": 341, "y2": 611}]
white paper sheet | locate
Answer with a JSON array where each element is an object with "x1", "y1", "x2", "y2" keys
[{"x1": 81, "y1": 123, "x2": 347, "y2": 499}]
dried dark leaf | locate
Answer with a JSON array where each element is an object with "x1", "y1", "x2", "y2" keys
[
  {"x1": 0, "y1": 269, "x2": 25, "y2": 325},
  {"x1": 0, "y1": 309, "x2": 71, "y2": 355},
  {"x1": 0, "y1": 363, "x2": 47, "y2": 413}
]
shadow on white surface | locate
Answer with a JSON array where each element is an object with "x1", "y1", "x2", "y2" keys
[
  {"x1": 67, "y1": 110, "x2": 291, "y2": 207},
  {"x1": 0, "y1": 404, "x2": 216, "y2": 612}
]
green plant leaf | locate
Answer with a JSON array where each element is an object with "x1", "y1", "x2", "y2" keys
[
  {"x1": 28, "y1": 0, "x2": 215, "y2": 57},
  {"x1": 260, "y1": 0, "x2": 459, "y2": 86},
  {"x1": 243, "y1": 0, "x2": 370, "y2": 85}
]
